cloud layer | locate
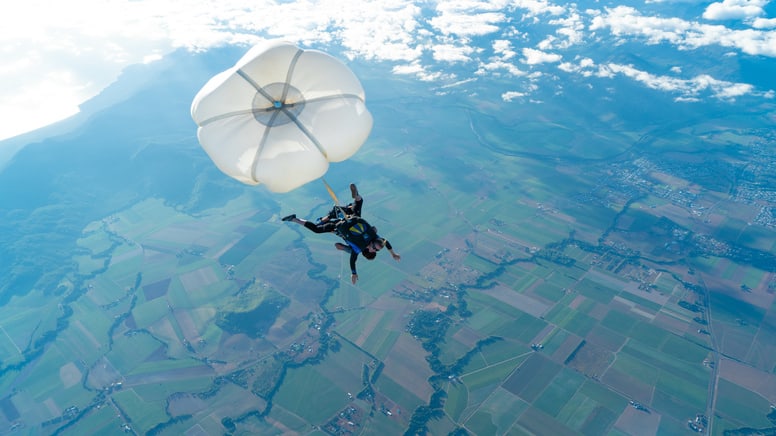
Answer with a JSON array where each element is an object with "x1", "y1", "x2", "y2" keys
[{"x1": 1, "y1": 0, "x2": 774, "y2": 140}]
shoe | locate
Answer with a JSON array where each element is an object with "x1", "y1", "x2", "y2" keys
[
  {"x1": 350, "y1": 183, "x2": 359, "y2": 199},
  {"x1": 281, "y1": 214, "x2": 296, "y2": 222}
]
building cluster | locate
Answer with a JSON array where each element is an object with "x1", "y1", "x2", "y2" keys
[
  {"x1": 687, "y1": 414, "x2": 708, "y2": 432},
  {"x1": 323, "y1": 405, "x2": 362, "y2": 435},
  {"x1": 629, "y1": 400, "x2": 649, "y2": 413},
  {"x1": 586, "y1": 141, "x2": 776, "y2": 237},
  {"x1": 752, "y1": 206, "x2": 776, "y2": 228}
]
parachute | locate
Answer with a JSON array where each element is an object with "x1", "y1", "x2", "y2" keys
[{"x1": 190, "y1": 40, "x2": 373, "y2": 193}]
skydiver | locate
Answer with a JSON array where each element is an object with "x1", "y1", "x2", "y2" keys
[{"x1": 282, "y1": 184, "x2": 400, "y2": 284}]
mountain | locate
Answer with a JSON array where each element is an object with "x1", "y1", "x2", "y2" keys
[{"x1": 0, "y1": 47, "x2": 256, "y2": 304}]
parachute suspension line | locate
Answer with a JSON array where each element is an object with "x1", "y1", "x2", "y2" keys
[
  {"x1": 322, "y1": 178, "x2": 341, "y2": 206},
  {"x1": 321, "y1": 178, "x2": 348, "y2": 220}
]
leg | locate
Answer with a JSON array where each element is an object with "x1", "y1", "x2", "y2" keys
[
  {"x1": 302, "y1": 219, "x2": 338, "y2": 234},
  {"x1": 351, "y1": 197, "x2": 363, "y2": 217},
  {"x1": 283, "y1": 215, "x2": 338, "y2": 234},
  {"x1": 350, "y1": 184, "x2": 363, "y2": 217}
]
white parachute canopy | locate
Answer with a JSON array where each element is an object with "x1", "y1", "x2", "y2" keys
[{"x1": 191, "y1": 40, "x2": 373, "y2": 193}]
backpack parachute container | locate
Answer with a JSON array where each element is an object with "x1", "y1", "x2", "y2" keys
[{"x1": 335, "y1": 217, "x2": 377, "y2": 252}]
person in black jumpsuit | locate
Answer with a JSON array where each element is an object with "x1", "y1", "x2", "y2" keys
[{"x1": 282, "y1": 184, "x2": 400, "y2": 284}]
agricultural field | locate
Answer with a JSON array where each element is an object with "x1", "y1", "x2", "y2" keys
[{"x1": 2, "y1": 78, "x2": 776, "y2": 436}]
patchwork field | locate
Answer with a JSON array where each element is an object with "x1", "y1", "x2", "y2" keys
[{"x1": 2, "y1": 85, "x2": 775, "y2": 436}]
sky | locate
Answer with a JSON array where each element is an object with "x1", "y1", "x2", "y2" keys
[{"x1": 1, "y1": 0, "x2": 775, "y2": 142}]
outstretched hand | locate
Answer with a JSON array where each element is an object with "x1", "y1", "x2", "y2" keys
[
  {"x1": 391, "y1": 252, "x2": 401, "y2": 262},
  {"x1": 351, "y1": 273, "x2": 359, "y2": 284}
]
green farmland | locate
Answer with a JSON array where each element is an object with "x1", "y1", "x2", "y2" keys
[{"x1": 2, "y1": 65, "x2": 776, "y2": 436}]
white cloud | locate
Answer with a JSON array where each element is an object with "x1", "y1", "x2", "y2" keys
[
  {"x1": 511, "y1": 0, "x2": 567, "y2": 17},
  {"x1": 559, "y1": 57, "x2": 762, "y2": 101},
  {"x1": 477, "y1": 60, "x2": 526, "y2": 76},
  {"x1": 522, "y1": 47, "x2": 562, "y2": 64},
  {"x1": 502, "y1": 91, "x2": 526, "y2": 101},
  {"x1": 425, "y1": 1, "x2": 512, "y2": 66},
  {"x1": 590, "y1": 6, "x2": 776, "y2": 57},
  {"x1": 440, "y1": 78, "x2": 477, "y2": 88},
  {"x1": 392, "y1": 62, "x2": 425, "y2": 75},
  {"x1": 545, "y1": 10, "x2": 586, "y2": 48},
  {"x1": 604, "y1": 64, "x2": 755, "y2": 101},
  {"x1": 703, "y1": 0, "x2": 767, "y2": 21},
  {"x1": 752, "y1": 17, "x2": 776, "y2": 29},
  {"x1": 0, "y1": 0, "x2": 428, "y2": 141},
  {"x1": 492, "y1": 40, "x2": 516, "y2": 60},
  {"x1": 0, "y1": 0, "x2": 181, "y2": 141},
  {"x1": 430, "y1": 10, "x2": 507, "y2": 36},
  {"x1": 432, "y1": 43, "x2": 476, "y2": 62},
  {"x1": 478, "y1": 39, "x2": 526, "y2": 76},
  {"x1": 392, "y1": 61, "x2": 444, "y2": 81},
  {"x1": 0, "y1": 0, "x2": 773, "y2": 142}
]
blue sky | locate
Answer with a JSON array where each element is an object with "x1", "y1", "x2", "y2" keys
[{"x1": 1, "y1": 0, "x2": 774, "y2": 141}]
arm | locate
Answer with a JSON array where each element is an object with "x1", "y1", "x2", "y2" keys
[
  {"x1": 383, "y1": 239, "x2": 401, "y2": 261},
  {"x1": 349, "y1": 251, "x2": 359, "y2": 284}
]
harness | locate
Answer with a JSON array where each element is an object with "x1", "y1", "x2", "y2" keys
[{"x1": 335, "y1": 217, "x2": 378, "y2": 253}]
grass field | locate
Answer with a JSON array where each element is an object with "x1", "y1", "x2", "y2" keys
[
  {"x1": 557, "y1": 390, "x2": 600, "y2": 429},
  {"x1": 132, "y1": 376, "x2": 213, "y2": 401},
  {"x1": 662, "y1": 335, "x2": 709, "y2": 363},
  {"x1": 478, "y1": 338, "x2": 531, "y2": 365},
  {"x1": 492, "y1": 313, "x2": 548, "y2": 344},
  {"x1": 656, "y1": 370, "x2": 707, "y2": 410},
  {"x1": 444, "y1": 381, "x2": 468, "y2": 422},
  {"x1": 601, "y1": 309, "x2": 639, "y2": 335},
  {"x1": 273, "y1": 365, "x2": 349, "y2": 423},
  {"x1": 374, "y1": 375, "x2": 425, "y2": 413},
  {"x1": 473, "y1": 387, "x2": 528, "y2": 432},
  {"x1": 531, "y1": 281, "x2": 566, "y2": 302},
  {"x1": 12, "y1": 181, "x2": 760, "y2": 436},
  {"x1": 464, "y1": 301, "x2": 521, "y2": 336},
  {"x1": 545, "y1": 305, "x2": 597, "y2": 337},
  {"x1": 627, "y1": 321, "x2": 671, "y2": 348},
  {"x1": 55, "y1": 322, "x2": 105, "y2": 367},
  {"x1": 575, "y1": 278, "x2": 619, "y2": 304},
  {"x1": 651, "y1": 389, "x2": 699, "y2": 422},
  {"x1": 7, "y1": 76, "x2": 776, "y2": 436},
  {"x1": 113, "y1": 388, "x2": 169, "y2": 432},
  {"x1": 715, "y1": 378, "x2": 773, "y2": 427},
  {"x1": 462, "y1": 357, "x2": 525, "y2": 393},
  {"x1": 617, "y1": 291, "x2": 663, "y2": 312},
  {"x1": 65, "y1": 404, "x2": 121, "y2": 435},
  {"x1": 533, "y1": 368, "x2": 585, "y2": 417}
]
